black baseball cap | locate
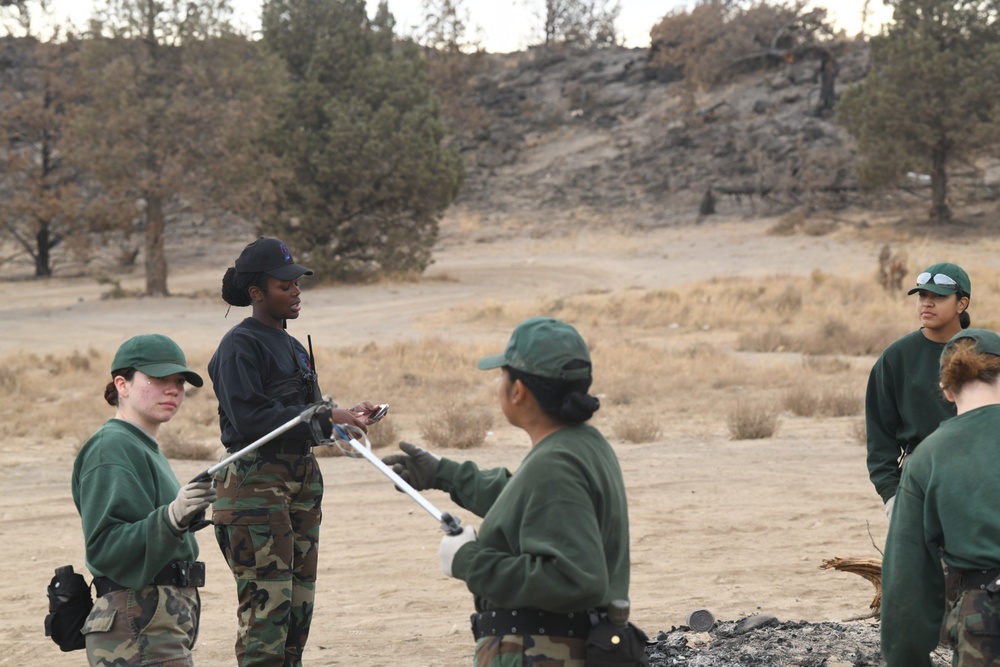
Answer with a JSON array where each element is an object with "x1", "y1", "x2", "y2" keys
[{"x1": 235, "y1": 237, "x2": 313, "y2": 281}]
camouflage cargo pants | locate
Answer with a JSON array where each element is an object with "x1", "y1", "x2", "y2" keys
[
  {"x1": 213, "y1": 451, "x2": 323, "y2": 667},
  {"x1": 81, "y1": 586, "x2": 200, "y2": 666},
  {"x1": 473, "y1": 634, "x2": 586, "y2": 667},
  {"x1": 947, "y1": 588, "x2": 1000, "y2": 666}
]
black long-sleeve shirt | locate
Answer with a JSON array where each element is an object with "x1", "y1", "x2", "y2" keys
[{"x1": 208, "y1": 317, "x2": 323, "y2": 449}]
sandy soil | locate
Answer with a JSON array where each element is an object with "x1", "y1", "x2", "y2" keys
[{"x1": 4, "y1": 215, "x2": 998, "y2": 666}]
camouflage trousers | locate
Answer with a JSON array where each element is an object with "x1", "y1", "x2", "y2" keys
[
  {"x1": 81, "y1": 586, "x2": 200, "y2": 666},
  {"x1": 473, "y1": 634, "x2": 586, "y2": 667},
  {"x1": 947, "y1": 589, "x2": 1000, "y2": 666},
  {"x1": 213, "y1": 451, "x2": 323, "y2": 667}
]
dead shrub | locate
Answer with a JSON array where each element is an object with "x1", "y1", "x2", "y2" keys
[
  {"x1": 366, "y1": 418, "x2": 400, "y2": 451},
  {"x1": 878, "y1": 244, "x2": 907, "y2": 291},
  {"x1": 821, "y1": 386, "x2": 862, "y2": 417},
  {"x1": 159, "y1": 430, "x2": 220, "y2": 461},
  {"x1": 802, "y1": 355, "x2": 852, "y2": 374},
  {"x1": 737, "y1": 328, "x2": 796, "y2": 352},
  {"x1": 726, "y1": 401, "x2": 780, "y2": 440},
  {"x1": 612, "y1": 418, "x2": 662, "y2": 444},
  {"x1": 783, "y1": 387, "x2": 819, "y2": 417},
  {"x1": 648, "y1": 1, "x2": 832, "y2": 93},
  {"x1": 802, "y1": 217, "x2": 838, "y2": 237},
  {"x1": 798, "y1": 318, "x2": 900, "y2": 356},
  {"x1": 773, "y1": 285, "x2": 803, "y2": 315},
  {"x1": 420, "y1": 405, "x2": 494, "y2": 449},
  {"x1": 769, "y1": 209, "x2": 805, "y2": 236}
]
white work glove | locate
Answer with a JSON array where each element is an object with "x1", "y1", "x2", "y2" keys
[
  {"x1": 439, "y1": 526, "x2": 477, "y2": 578},
  {"x1": 168, "y1": 480, "x2": 217, "y2": 532},
  {"x1": 885, "y1": 495, "x2": 895, "y2": 522},
  {"x1": 381, "y1": 442, "x2": 442, "y2": 491}
]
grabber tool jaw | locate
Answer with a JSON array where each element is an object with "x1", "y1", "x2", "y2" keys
[{"x1": 440, "y1": 512, "x2": 463, "y2": 536}]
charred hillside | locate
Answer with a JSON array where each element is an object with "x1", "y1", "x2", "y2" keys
[{"x1": 447, "y1": 40, "x2": 871, "y2": 226}]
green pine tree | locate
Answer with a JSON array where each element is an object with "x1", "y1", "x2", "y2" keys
[
  {"x1": 839, "y1": 0, "x2": 1000, "y2": 223},
  {"x1": 260, "y1": 0, "x2": 464, "y2": 281}
]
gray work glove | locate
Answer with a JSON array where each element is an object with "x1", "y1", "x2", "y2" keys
[
  {"x1": 439, "y1": 525, "x2": 477, "y2": 578},
  {"x1": 381, "y1": 441, "x2": 441, "y2": 491},
  {"x1": 168, "y1": 480, "x2": 217, "y2": 532},
  {"x1": 884, "y1": 495, "x2": 895, "y2": 522}
]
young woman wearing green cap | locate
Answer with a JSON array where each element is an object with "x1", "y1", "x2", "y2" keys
[
  {"x1": 208, "y1": 237, "x2": 377, "y2": 667},
  {"x1": 865, "y1": 262, "x2": 972, "y2": 521},
  {"x1": 881, "y1": 328, "x2": 1000, "y2": 666},
  {"x1": 72, "y1": 334, "x2": 215, "y2": 666},
  {"x1": 382, "y1": 316, "x2": 646, "y2": 667}
]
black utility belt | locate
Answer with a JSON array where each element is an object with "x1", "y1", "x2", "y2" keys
[
  {"x1": 226, "y1": 439, "x2": 312, "y2": 456},
  {"x1": 959, "y1": 567, "x2": 1000, "y2": 592},
  {"x1": 471, "y1": 608, "x2": 593, "y2": 640},
  {"x1": 94, "y1": 561, "x2": 205, "y2": 597}
]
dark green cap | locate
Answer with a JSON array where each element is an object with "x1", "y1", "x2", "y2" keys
[
  {"x1": 907, "y1": 262, "x2": 971, "y2": 297},
  {"x1": 477, "y1": 317, "x2": 592, "y2": 381},
  {"x1": 111, "y1": 334, "x2": 204, "y2": 387},
  {"x1": 942, "y1": 328, "x2": 1000, "y2": 361}
]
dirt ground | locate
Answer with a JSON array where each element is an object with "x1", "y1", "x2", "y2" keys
[{"x1": 4, "y1": 214, "x2": 999, "y2": 666}]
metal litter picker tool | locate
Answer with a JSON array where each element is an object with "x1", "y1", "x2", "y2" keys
[
  {"x1": 332, "y1": 423, "x2": 463, "y2": 536},
  {"x1": 185, "y1": 401, "x2": 334, "y2": 531}
]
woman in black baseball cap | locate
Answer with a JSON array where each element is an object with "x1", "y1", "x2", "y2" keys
[{"x1": 208, "y1": 237, "x2": 378, "y2": 666}]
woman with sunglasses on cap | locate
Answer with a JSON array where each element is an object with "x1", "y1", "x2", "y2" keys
[
  {"x1": 73, "y1": 334, "x2": 215, "y2": 666},
  {"x1": 881, "y1": 328, "x2": 1000, "y2": 666},
  {"x1": 208, "y1": 237, "x2": 377, "y2": 667},
  {"x1": 865, "y1": 262, "x2": 971, "y2": 522},
  {"x1": 382, "y1": 316, "x2": 646, "y2": 667}
]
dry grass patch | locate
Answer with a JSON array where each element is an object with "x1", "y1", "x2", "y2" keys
[
  {"x1": 20, "y1": 263, "x2": 1000, "y2": 457},
  {"x1": 612, "y1": 418, "x2": 661, "y2": 444},
  {"x1": 159, "y1": 430, "x2": 220, "y2": 461},
  {"x1": 726, "y1": 401, "x2": 780, "y2": 440},
  {"x1": 420, "y1": 404, "x2": 495, "y2": 449},
  {"x1": 782, "y1": 385, "x2": 862, "y2": 418}
]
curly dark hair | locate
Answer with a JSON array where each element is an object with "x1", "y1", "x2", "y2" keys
[{"x1": 221, "y1": 267, "x2": 270, "y2": 307}]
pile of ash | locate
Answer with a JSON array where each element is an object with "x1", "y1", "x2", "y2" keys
[{"x1": 645, "y1": 614, "x2": 951, "y2": 666}]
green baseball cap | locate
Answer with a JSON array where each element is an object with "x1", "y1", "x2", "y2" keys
[
  {"x1": 942, "y1": 328, "x2": 1000, "y2": 360},
  {"x1": 907, "y1": 262, "x2": 971, "y2": 297},
  {"x1": 477, "y1": 317, "x2": 592, "y2": 380},
  {"x1": 111, "y1": 334, "x2": 204, "y2": 387}
]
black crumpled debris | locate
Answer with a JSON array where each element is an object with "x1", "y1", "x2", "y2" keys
[{"x1": 644, "y1": 615, "x2": 951, "y2": 667}]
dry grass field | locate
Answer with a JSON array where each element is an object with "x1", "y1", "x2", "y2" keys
[{"x1": 4, "y1": 207, "x2": 1000, "y2": 665}]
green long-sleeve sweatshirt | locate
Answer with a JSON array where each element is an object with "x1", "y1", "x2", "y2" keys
[
  {"x1": 439, "y1": 424, "x2": 630, "y2": 613},
  {"x1": 72, "y1": 419, "x2": 198, "y2": 589},
  {"x1": 865, "y1": 329, "x2": 955, "y2": 502},
  {"x1": 881, "y1": 404, "x2": 1000, "y2": 665}
]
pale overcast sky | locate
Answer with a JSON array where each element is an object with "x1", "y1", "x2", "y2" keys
[{"x1": 38, "y1": 1, "x2": 894, "y2": 52}]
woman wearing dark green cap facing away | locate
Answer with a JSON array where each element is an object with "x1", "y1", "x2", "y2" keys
[
  {"x1": 866, "y1": 262, "x2": 971, "y2": 521},
  {"x1": 881, "y1": 328, "x2": 1000, "y2": 666},
  {"x1": 382, "y1": 316, "x2": 647, "y2": 667},
  {"x1": 73, "y1": 334, "x2": 215, "y2": 666},
  {"x1": 209, "y1": 237, "x2": 377, "y2": 667}
]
